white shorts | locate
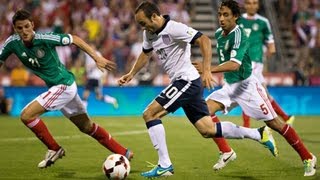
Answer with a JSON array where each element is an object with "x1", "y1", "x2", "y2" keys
[
  {"x1": 206, "y1": 75, "x2": 277, "y2": 121},
  {"x1": 252, "y1": 62, "x2": 265, "y2": 84},
  {"x1": 35, "y1": 82, "x2": 86, "y2": 118}
]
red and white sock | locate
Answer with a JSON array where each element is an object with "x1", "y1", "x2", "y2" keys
[
  {"x1": 24, "y1": 118, "x2": 60, "y2": 151},
  {"x1": 271, "y1": 99, "x2": 290, "y2": 121},
  {"x1": 211, "y1": 115, "x2": 232, "y2": 153},
  {"x1": 281, "y1": 124, "x2": 312, "y2": 160},
  {"x1": 89, "y1": 123, "x2": 127, "y2": 156}
]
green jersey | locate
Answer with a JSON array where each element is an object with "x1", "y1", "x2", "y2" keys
[
  {"x1": 238, "y1": 13, "x2": 274, "y2": 63},
  {"x1": 215, "y1": 25, "x2": 252, "y2": 84},
  {"x1": 0, "y1": 32, "x2": 74, "y2": 87}
]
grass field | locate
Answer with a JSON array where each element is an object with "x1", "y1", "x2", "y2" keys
[{"x1": 0, "y1": 115, "x2": 319, "y2": 180}]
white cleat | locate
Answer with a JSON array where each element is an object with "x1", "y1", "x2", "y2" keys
[
  {"x1": 38, "y1": 147, "x2": 65, "y2": 168},
  {"x1": 304, "y1": 154, "x2": 317, "y2": 176},
  {"x1": 213, "y1": 149, "x2": 237, "y2": 170}
]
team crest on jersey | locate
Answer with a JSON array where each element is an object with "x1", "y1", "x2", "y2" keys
[
  {"x1": 252, "y1": 23, "x2": 259, "y2": 31},
  {"x1": 224, "y1": 40, "x2": 229, "y2": 50},
  {"x1": 162, "y1": 34, "x2": 171, "y2": 45},
  {"x1": 36, "y1": 48, "x2": 45, "y2": 58}
]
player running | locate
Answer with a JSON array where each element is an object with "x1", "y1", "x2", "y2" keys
[
  {"x1": 119, "y1": 1, "x2": 280, "y2": 178},
  {"x1": 238, "y1": 0, "x2": 295, "y2": 128},
  {"x1": 193, "y1": 0, "x2": 316, "y2": 176},
  {"x1": 0, "y1": 9, "x2": 133, "y2": 168}
]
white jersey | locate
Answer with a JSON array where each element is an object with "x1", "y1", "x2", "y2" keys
[
  {"x1": 85, "y1": 51, "x2": 103, "y2": 79},
  {"x1": 142, "y1": 16, "x2": 200, "y2": 82}
]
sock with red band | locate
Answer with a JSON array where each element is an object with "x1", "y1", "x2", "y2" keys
[
  {"x1": 281, "y1": 124, "x2": 312, "y2": 160},
  {"x1": 211, "y1": 115, "x2": 232, "y2": 153},
  {"x1": 23, "y1": 118, "x2": 60, "y2": 151},
  {"x1": 89, "y1": 123, "x2": 127, "y2": 156}
]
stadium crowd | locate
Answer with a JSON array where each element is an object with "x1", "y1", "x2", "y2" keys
[{"x1": 0, "y1": 0, "x2": 319, "y2": 86}]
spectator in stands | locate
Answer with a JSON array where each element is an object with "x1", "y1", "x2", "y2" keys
[
  {"x1": 10, "y1": 61, "x2": 29, "y2": 86},
  {"x1": 0, "y1": 86, "x2": 12, "y2": 115}
]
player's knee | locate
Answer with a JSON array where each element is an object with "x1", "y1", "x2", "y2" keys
[
  {"x1": 142, "y1": 110, "x2": 155, "y2": 121},
  {"x1": 20, "y1": 109, "x2": 32, "y2": 123},
  {"x1": 266, "y1": 117, "x2": 285, "y2": 133},
  {"x1": 78, "y1": 121, "x2": 92, "y2": 134},
  {"x1": 199, "y1": 128, "x2": 213, "y2": 138}
]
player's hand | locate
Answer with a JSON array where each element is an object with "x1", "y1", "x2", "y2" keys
[
  {"x1": 202, "y1": 70, "x2": 215, "y2": 90},
  {"x1": 96, "y1": 57, "x2": 116, "y2": 72},
  {"x1": 192, "y1": 61, "x2": 203, "y2": 74},
  {"x1": 118, "y1": 73, "x2": 134, "y2": 86}
]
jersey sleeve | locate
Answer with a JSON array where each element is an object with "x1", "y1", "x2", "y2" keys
[
  {"x1": 263, "y1": 19, "x2": 274, "y2": 44},
  {"x1": 0, "y1": 37, "x2": 14, "y2": 63},
  {"x1": 35, "y1": 33, "x2": 73, "y2": 47},
  {"x1": 142, "y1": 31, "x2": 153, "y2": 53},
  {"x1": 230, "y1": 29, "x2": 248, "y2": 65},
  {"x1": 168, "y1": 21, "x2": 202, "y2": 44}
]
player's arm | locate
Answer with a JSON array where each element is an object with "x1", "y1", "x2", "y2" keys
[
  {"x1": 194, "y1": 34, "x2": 214, "y2": 90},
  {"x1": 193, "y1": 60, "x2": 240, "y2": 73},
  {"x1": 210, "y1": 61, "x2": 240, "y2": 73},
  {"x1": 266, "y1": 42, "x2": 276, "y2": 58},
  {"x1": 118, "y1": 51, "x2": 152, "y2": 86},
  {"x1": 72, "y1": 35, "x2": 116, "y2": 72}
]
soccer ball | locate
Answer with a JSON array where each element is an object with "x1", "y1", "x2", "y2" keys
[{"x1": 102, "y1": 154, "x2": 130, "y2": 180}]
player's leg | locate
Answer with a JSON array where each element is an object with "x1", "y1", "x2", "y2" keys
[
  {"x1": 141, "y1": 100, "x2": 173, "y2": 177},
  {"x1": 242, "y1": 111, "x2": 250, "y2": 127},
  {"x1": 242, "y1": 76, "x2": 315, "y2": 176},
  {"x1": 82, "y1": 79, "x2": 93, "y2": 108},
  {"x1": 62, "y1": 94, "x2": 133, "y2": 160},
  {"x1": 203, "y1": 98, "x2": 235, "y2": 170},
  {"x1": 24, "y1": 84, "x2": 76, "y2": 168},
  {"x1": 265, "y1": 118, "x2": 316, "y2": 176}
]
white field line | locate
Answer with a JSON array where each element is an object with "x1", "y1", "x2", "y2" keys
[{"x1": 0, "y1": 130, "x2": 147, "y2": 142}]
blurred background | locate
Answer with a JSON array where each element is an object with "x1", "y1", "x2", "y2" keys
[{"x1": 1, "y1": 0, "x2": 320, "y2": 116}]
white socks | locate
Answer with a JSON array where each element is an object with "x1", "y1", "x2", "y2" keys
[
  {"x1": 220, "y1": 121, "x2": 261, "y2": 141},
  {"x1": 147, "y1": 123, "x2": 172, "y2": 168}
]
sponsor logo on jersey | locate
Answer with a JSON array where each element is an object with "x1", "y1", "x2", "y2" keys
[
  {"x1": 62, "y1": 37, "x2": 70, "y2": 45},
  {"x1": 162, "y1": 34, "x2": 171, "y2": 45},
  {"x1": 21, "y1": 52, "x2": 27, "y2": 57},
  {"x1": 36, "y1": 48, "x2": 45, "y2": 58}
]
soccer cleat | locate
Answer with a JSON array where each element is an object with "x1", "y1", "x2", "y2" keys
[
  {"x1": 141, "y1": 163, "x2": 174, "y2": 178},
  {"x1": 125, "y1": 149, "x2": 134, "y2": 161},
  {"x1": 304, "y1": 154, "x2": 317, "y2": 176},
  {"x1": 286, "y1": 115, "x2": 295, "y2": 126},
  {"x1": 38, "y1": 147, "x2": 65, "y2": 168},
  {"x1": 213, "y1": 149, "x2": 237, "y2": 170},
  {"x1": 258, "y1": 126, "x2": 278, "y2": 157}
]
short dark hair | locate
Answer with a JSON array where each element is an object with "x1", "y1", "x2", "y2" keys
[
  {"x1": 135, "y1": 1, "x2": 160, "y2": 19},
  {"x1": 220, "y1": 0, "x2": 241, "y2": 18},
  {"x1": 12, "y1": 9, "x2": 32, "y2": 25}
]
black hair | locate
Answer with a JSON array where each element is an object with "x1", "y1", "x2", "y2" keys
[
  {"x1": 220, "y1": 0, "x2": 241, "y2": 18},
  {"x1": 12, "y1": 9, "x2": 33, "y2": 25},
  {"x1": 135, "y1": 1, "x2": 160, "y2": 19}
]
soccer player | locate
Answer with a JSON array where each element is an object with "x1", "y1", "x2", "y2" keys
[
  {"x1": 82, "y1": 42, "x2": 118, "y2": 109},
  {"x1": 0, "y1": 9, "x2": 133, "y2": 168},
  {"x1": 238, "y1": 0, "x2": 294, "y2": 128},
  {"x1": 193, "y1": 0, "x2": 316, "y2": 176},
  {"x1": 118, "y1": 1, "x2": 279, "y2": 178}
]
